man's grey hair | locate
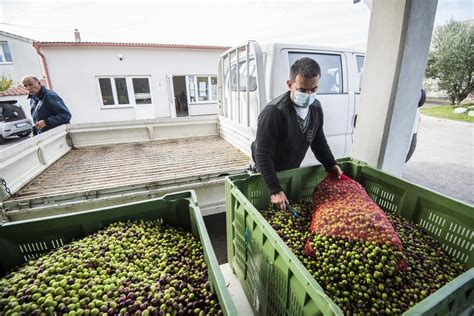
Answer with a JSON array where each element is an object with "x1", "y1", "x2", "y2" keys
[
  {"x1": 290, "y1": 58, "x2": 321, "y2": 82},
  {"x1": 21, "y1": 75, "x2": 41, "y2": 84}
]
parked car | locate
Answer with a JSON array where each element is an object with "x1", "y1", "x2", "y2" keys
[{"x1": 0, "y1": 100, "x2": 33, "y2": 144}]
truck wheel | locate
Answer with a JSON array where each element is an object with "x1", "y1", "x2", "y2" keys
[{"x1": 406, "y1": 133, "x2": 417, "y2": 162}]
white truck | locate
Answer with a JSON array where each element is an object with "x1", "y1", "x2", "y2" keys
[
  {"x1": 217, "y1": 41, "x2": 421, "y2": 165},
  {"x1": 0, "y1": 41, "x2": 421, "y2": 222}
]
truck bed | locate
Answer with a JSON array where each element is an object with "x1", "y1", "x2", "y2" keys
[{"x1": 13, "y1": 136, "x2": 249, "y2": 201}]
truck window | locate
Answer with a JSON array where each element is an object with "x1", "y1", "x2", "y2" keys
[
  {"x1": 356, "y1": 55, "x2": 365, "y2": 92},
  {"x1": 289, "y1": 52, "x2": 343, "y2": 94},
  {"x1": 0, "y1": 102, "x2": 26, "y2": 122}
]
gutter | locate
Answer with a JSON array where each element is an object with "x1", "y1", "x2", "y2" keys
[{"x1": 32, "y1": 42, "x2": 52, "y2": 89}]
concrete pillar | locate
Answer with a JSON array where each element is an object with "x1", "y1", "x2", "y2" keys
[{"x1": 352, "y1": 0, "x2": 437, "y2": 176}]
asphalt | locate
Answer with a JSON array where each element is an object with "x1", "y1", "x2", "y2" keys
[
  {"x1": 203, "y1": 213, "x2": 228, "y2": 264},
  {"x1": 403, "y1": 114, "x2": 473, "y2": 205},
  {"x1": 0, "y1": 135, "x2": 30, "y2": 150}
]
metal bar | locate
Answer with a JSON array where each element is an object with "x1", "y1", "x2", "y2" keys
[
  {"x1": 236, "y1": 48, "x2": 241, "y2": 124},
  {"x1": 249, "y1": 41, "x2": 266, "y2": 113},
  {"x1": 246, "y1": 43, "x2": 250, "y2": 128},
  {"x1": 219, "y1": 56, "x2": 226, "y2": 117},
  {"x1": 228, "y1": 52, "x2": 233, "y2": 121}
]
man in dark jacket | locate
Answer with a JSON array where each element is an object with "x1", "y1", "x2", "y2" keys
[
  {"x1": 251, "y1": 57, "x2": 342, "y2": 209},
  {"x1": 21, "y1": 76, "x2": 71, "y2": 135}
]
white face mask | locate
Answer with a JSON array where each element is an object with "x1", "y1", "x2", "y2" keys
[{"x1": 293, "y1": 90, "x2": 317, "y2": 108}]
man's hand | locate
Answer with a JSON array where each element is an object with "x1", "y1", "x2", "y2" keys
[
  {"x1": 35, "y1": 120, "x2": 46, "y2": 129},
  {"x1": 327, "y1": 164, "x2": 343, "y2": 179},
  {"x1": 271, "y1": 191, "x2": 289, "y2": 210}
]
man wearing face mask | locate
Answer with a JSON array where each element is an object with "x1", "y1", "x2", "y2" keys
[{"x1": 251, "y1": 57, "x2": 342, "y2": 209}]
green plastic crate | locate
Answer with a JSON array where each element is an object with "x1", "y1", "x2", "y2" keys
[
  {"x1": 226, "y1": 158, "x2": 474, "y2": 316},
  {"x1": 0, "y1": 190, "x2": 237, "y2": 316}
]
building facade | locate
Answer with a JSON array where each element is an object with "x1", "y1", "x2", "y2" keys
[
  {"x1": 0, "y1": 31, "x2": 43, "y2": 85},
  {"x1": 35, "y1": 42, "x2": 228, "y2": 124}
]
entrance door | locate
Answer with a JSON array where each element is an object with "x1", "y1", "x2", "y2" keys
[{"x1": 172, "y1": 76, "x2": 189, "y2": 117}]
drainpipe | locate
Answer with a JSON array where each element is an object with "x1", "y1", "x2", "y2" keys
[{"x1": 33, "y1": 42, "x2": 52, "y2": 89}]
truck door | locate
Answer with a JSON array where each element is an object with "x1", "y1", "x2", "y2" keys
[
  {"x1": 286, "y1": 51, "x2": 350, "y2": 165},
  {"x1": 354, "y1": 54, "x2": 365, "y2": 129}
]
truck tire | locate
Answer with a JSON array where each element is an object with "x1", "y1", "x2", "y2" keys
[{"x1": 406, "y1": 133, "x2": 417, "y2": 162}]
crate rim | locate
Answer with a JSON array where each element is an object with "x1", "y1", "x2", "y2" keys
[
  {"x1": 227, "y1": 180, "x2": 343, "y2": 314},
  {"x1": 0, "y1": 189, "x2": 238, "y2": 316},
  {"x1": 227, "y1": 157, "x2": 473, "y2": 209},
  {"x1": 0, "y1": 190, "x2": 199, "y2": 227},
  {"x1": 226, "y1": 158, "x2": 473, "y2": 315}
]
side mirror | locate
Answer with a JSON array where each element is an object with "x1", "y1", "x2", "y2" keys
[{"x1": 418, "y1": 89, "x2": 426, "y2": 108}]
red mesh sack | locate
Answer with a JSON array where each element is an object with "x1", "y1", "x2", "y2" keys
[{"x1": 304, "y1": 174, "x2": 407, "y2": 270}]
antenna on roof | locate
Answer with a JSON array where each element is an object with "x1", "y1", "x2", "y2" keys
[{"x1": 74, "y1": 29, "x2": 81, "y2": 42}]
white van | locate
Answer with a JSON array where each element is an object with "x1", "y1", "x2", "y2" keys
[{"x1": 217, "y1": 41, "x2": 421, "y2": 166}]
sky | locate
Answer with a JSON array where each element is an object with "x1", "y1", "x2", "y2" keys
[{"x1": 0, "y1": 0, "x2": 472, "y2": 48}]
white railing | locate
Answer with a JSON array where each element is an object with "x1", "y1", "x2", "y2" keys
[
  {"x1": 218, "y1": 116, "x2": 254, "y2": 158},
  {"x1": 68, "y1": 115, "x2": 219, "y2": 148},
  {"x1": 0, "y1": 116, "x2": 220, "y2": 202},
  {"x1": 0, "y1": 125, "x2": 71, "y2": 200}
]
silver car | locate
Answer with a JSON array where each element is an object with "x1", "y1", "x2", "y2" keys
[{"x1": 0, "y1": 100, "x2": 33, "y2": 144}]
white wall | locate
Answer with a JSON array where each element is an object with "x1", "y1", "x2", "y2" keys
[
  {"x1": 42, "y1": 46, "x2": 223, "y2": 124},
  {"x1": 0, "y1": 35, "x2": 42, "y2": 85},
  {"x1": 189, "y1": 103, "x2": 217, "y2": 116}
]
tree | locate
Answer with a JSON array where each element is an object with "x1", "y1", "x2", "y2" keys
[
  {"x1": 425, "y1": 19, "x2": 474, "y2": 105},
  {"x1": 0, "y1": 76, "x2": 12, "y2": 92}
]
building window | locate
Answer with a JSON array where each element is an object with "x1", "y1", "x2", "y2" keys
[
  {"x1": 0, "y1": 42, "x2": 13, "y2": 63},
  {"x1": 115, "y1": 78, "x2": 130, "y2": 104},
  {"x1": 98, "y1": 78, "x2": 114, "y2": 105},
  {"x1": 186, "y1": 75, "x2": 217, "y2": 104},
  {"x1": 97, "y1": 76, "x2": 151, "y2": 107},
  {"x1": 211, "y1": 77, "x2": 217, "y2": 100},
  {"x1": 132, "y1": 78, "x2": 152, "y2": 104}
]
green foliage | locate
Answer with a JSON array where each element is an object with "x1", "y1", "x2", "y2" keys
[
  {"x1": 0, "y1": 76, "x2": 13, "y2": 92},
  {"x1": 420, "y1": 105, "x2": 474, "y2": 123},
  {"x1": 425, "y1": 19, "x2": 474, "y2": 105}
]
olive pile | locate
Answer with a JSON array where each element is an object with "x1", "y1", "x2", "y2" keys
[
  {"x1": 260, "y1": 203, "x2": 467, "y2": 315},
  {"x1": 0, "y1": 220, "x2": 222, "y2": 316}
]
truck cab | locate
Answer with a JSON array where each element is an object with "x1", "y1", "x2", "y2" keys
[{"x1": 217, "y1": 41, "x2": 421, "y2": 165}]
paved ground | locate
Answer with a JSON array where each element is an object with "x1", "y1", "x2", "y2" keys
[
  {"x1": 403, "y1": 114, "x2": 473, "y2": 205},
  {"x1": 204, "y1": 213, "x2": 227, "y2": 264},
  {"x1": 0, "y1": 135, "x2": 30, "y2": 150}
]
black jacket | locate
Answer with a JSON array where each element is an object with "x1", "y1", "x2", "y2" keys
[
  {"x1": 28, "y1": 86, "x2": 71, "y2": 134},
  {"x1": 251, "y1": 91, "x2": 337, "y2": 194}
]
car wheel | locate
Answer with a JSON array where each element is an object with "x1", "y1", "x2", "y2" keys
[
  {"x1": 0, "y1": 136, "x2": 4, "y2": 144},
  {"x1": 406, "y1": 133, "x2": 417, "y2": 162},
  {"x1": 18, "y1": 131, "x2": 32, "y2": 137}
]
